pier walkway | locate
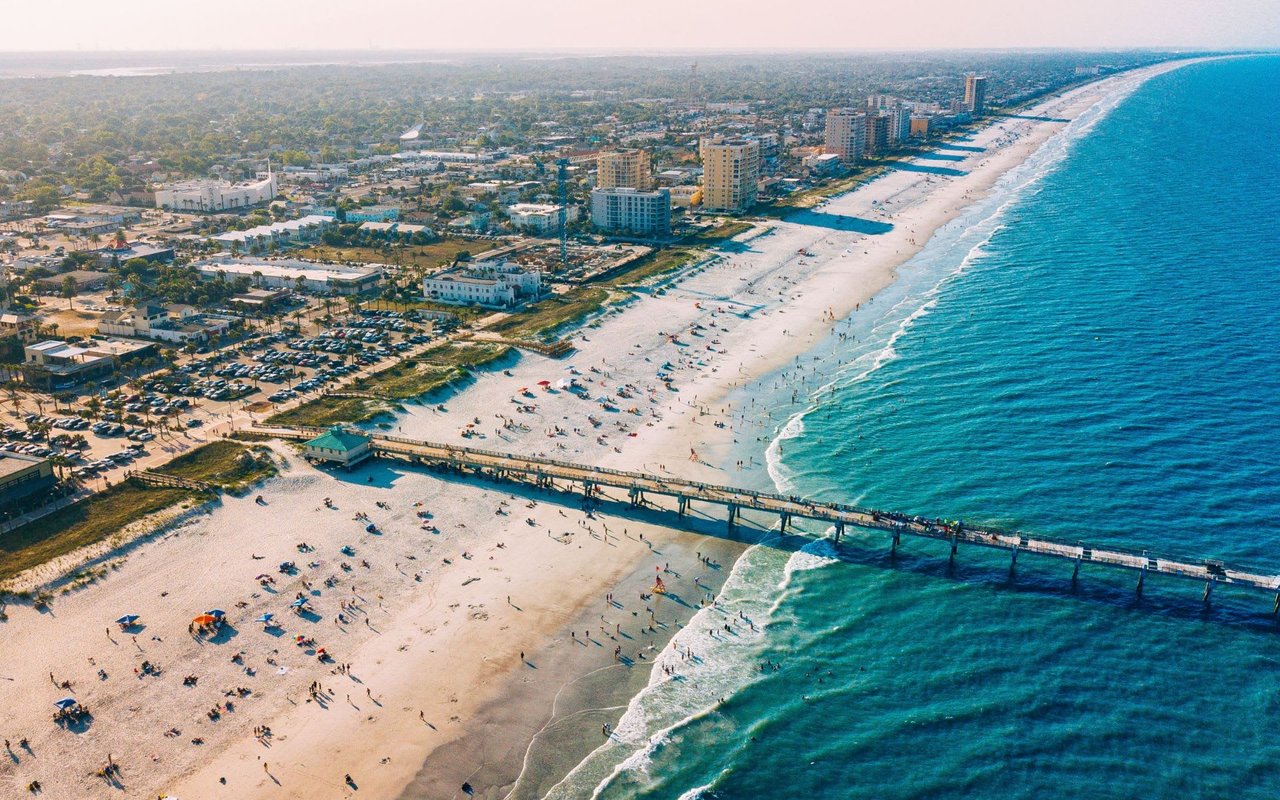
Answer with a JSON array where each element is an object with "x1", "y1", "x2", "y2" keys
[{"x1": 250, "y1": 424, "x2": 1280, "y2": 607}]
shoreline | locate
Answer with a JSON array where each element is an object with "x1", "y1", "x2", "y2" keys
[{"x1": 0, "y1": 59, "x2": 1204, "y2": 800}]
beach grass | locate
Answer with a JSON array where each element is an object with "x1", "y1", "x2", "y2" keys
[
  {"x1": 267, "y1": 396, "x2": 385, "y2": 428},
  {"x1": 265, "y1": 343, "x2": 511, "y2": 427},
  {"x1": 155, "y1": 440, "x2": 279, "y2": 494},
  {"x1": 0, "y1": 483, "x2": 194, "y2": 586},
  {"x1": 298, "y1": 237, "x2": 485, "y2": 269},
  {"x1": 0, "y1": 441, "x2": 282, "y2": 586}
]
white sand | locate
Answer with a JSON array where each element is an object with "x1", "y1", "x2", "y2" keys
[{"x1": 0, "y1": 60, "x2": 1200, "y2": 799}]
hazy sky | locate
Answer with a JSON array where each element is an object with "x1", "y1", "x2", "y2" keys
[{"x1": 2, "y1": 0, "x2": 1277, "y2": 52}]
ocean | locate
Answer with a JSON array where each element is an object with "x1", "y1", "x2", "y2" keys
[{"x1": 546, "y1": 56, "x2": 1280, "y2": 799}]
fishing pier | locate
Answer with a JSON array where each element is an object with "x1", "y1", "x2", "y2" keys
[{"x1": 255, "y1": 425, "x2": 1280, "y2": 611}]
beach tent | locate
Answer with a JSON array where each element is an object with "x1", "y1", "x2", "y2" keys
[
  {"x1": 115, "y1": 614, "x2": 139, "y2": 625},
  {"x1": 54, "y1": 698, "x2": 78, "y2": 710}
]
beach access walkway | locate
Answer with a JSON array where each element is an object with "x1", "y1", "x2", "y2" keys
[{"x1": 251, "y1": 424, "x2": 1280, "y2": 610}]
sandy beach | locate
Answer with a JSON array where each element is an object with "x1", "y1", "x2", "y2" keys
[{"x1": 0, "y1": 59, "x2": 1199, "y2": 800}]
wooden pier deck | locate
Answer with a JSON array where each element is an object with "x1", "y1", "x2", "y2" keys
[{"x1": 253, "y1": 425, "x2": 1280, "y2": 607}]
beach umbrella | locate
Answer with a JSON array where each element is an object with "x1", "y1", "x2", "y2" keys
[
  {"x1": 537, "y1": 380, "x2": 551, "y2": 387},
  {"x1": 192, "y1": 614, "x2": 217, "y2": 626},
  {"x1": 205, "y1": 609, "x2": 226, "y2": 618},
  {"x1": 256, "y1": 613, "x2": 275, "y2": 624},
  {"x1": 54, "y1": 698, "x2": 77, "y2": 710},
  {"x1": 290, "y1": 597, "x2": 309, "y2": 608},
  {"x1": 115, "y1": 614, "x2": 139, "y2": 625}
]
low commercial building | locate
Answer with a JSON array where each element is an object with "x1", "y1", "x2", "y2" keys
[
  {"x1": 22, "y1": 338, "x2": 155, "y2": 390},
  {"x1": 155, "y1": 172, "x2": 279, "y2": 211},
  {"x1": 0, "y1": 452, "x2": 57, "y2": 512},
  {"x1": 93, "y1": 241, "x2": 174, "y2": 266},
  {"x1": 230, "y1": 288, "x2": 290, "y2": 310},
  {"x1": 358, "y1": 221, "x2": 434, "y2": 237},
  {"x1": 98, "y1": 301, "x2": 233, "y2": 343},
  {"x1": 422, "y1": 260, "x2": 542, "y2": 308},
  {"x1": 316, "y1": 205, "x2": 400, "y2": 223},
  {"x1": 35, "y1": 270, "x2": 111, "y2": 294},
  {"x1": 194, "y1": 258, "x2": 384, "y2": 295},
  {"x1": 505, "y1": 203, "x2": 578, "y2": 234},
  {"x1": 210, "y1": 215, "x2": 332, "y2": 252},
  {"x1": 590, "y1": 187, "x2": 671, "y2": 237},
  {"x1": 803, "y1": 153, "x2": 842, "y2": 177}
]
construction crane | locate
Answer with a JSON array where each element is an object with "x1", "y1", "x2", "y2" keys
[{"x1": 556, "y1": 158, "x2": 570, "y2": 267}]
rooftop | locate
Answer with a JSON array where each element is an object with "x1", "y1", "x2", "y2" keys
[{"x1": 305, "y1": 427, "x2": 372, "y2": 453}]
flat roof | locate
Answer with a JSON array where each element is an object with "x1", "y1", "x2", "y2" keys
[
  {"x1": 0, "y1": 452, "x2": 47, "y2": 480},
  {"x1": 196, "y1": 259, "x2": 381, "y2": 284}
]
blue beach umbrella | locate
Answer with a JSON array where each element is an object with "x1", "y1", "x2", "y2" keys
[
  {"x1": 115, "y1": 614, "x2": 139, "y2": 625},
  {"x1": 256, "y1": 613, "x2": 275, "y2": 624},
  {"x1": 289, "y1": 597, "x2": 309, "y2": 608},
  {"x1": 205, "y1": 609, "x2": 226, "y2": 618},
  {"x1": 54, "y1": 698, "x2": 77, "y2": 710}
]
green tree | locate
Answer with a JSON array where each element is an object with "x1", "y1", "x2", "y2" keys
[{"x1": 60, "y1": 275, "x2": 78, "y2": 308}]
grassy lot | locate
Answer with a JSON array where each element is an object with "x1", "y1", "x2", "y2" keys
[
  {"x1": 485, "y1": 288, "x2": 613, "y2": 340},
  {"x1": 681, "y1": 221, "x2": 753, "y2": 245},
  {"x1": 0, "y1": 440, "x2": 276, "y2": 586},
  {"x1": 298, "y1": 238, "x2": 491, "y2": 269}
]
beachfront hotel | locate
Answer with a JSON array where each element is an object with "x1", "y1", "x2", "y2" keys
[
  {"x1": 964, "y1": 73, "x2": 988, "y2": 115},
  {"x1": 824, "y1": 108, "x2": 868, "y2": 163},
  {"x1": 590, "y1": 187, "x2": 672, "y2": 237},
  {"x1": 699, "y1": 136, "x2": 761, "y2": 214},
  {"x1": 595, "y1": 149, "x2": 653, "y2": 190}
]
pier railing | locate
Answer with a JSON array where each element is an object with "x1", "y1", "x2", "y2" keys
[{"x1": 252, "y1": 424, "x2": 1280, "y2": 605}]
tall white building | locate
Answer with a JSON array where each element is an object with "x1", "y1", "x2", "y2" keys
[
  {"x1": 887, "y1": 104, "x2": 913, "y2": 145},
  {"x1": 590, "y1": 188, "x2": 671, "y2": 237},
  {"x1": 824, "y1": 109, "x2": 867, "y2": 163},
  {"x1": 155, "y1": 167, "x2": 278, "y2": 212}
]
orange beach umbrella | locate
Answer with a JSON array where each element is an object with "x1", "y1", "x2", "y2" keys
[{"x1": 192, "y1": 614, "x2": 218, "y2": 626}]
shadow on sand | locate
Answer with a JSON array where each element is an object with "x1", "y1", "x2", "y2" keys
[
  {"x1": 784, "y1": 208, "x2": 894, "y2": 234},
  {"x1": 889, "y1": 162, "x2": 969, "y2": 177},
  {"x1": 997, "y1": 113, "x2": 1070, "y2": 123}
]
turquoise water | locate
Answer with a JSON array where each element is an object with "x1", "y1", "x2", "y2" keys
[{"x1": 550, "y1": 57, "x2": 1280, "y2": 799}]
